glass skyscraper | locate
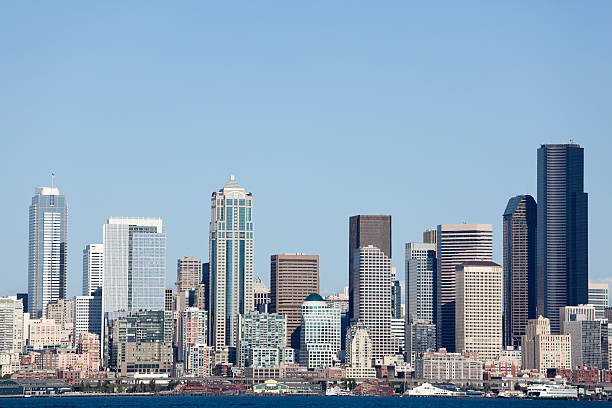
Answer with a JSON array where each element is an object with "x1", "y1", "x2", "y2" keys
[
  {"x1": 209, "y1": 176, "x2": 254, "y2": 351},
  {"x1": 28, "y1": 187, "x2": 67, "y2": 318},
  {"x1": 537, "y1": 143, "x2": 588, "y2": 333},
  {"x1": 102, "y1": 217, "x2": 166, "y2": 314}
]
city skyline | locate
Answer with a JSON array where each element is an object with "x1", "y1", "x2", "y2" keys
[{"x1": 2, "y1": 3, "x2": 611, "y2": 299}]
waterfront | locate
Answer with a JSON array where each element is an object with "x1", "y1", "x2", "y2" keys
[{"x1": 0, "y1": 396, "x2": 605, "y2": 408}]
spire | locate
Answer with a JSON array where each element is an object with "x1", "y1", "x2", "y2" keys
[{"x1": 222, "y1": 175, "x2": 244, "y2": 192}]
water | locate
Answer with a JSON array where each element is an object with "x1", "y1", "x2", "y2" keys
[{"x1": 0, "y1": 396, "x2": 603, "y2": 408}]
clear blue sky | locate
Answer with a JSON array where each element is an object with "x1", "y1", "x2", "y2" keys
[{"x1": 1, "y1": 1, "x2": 611, "y2": 298}]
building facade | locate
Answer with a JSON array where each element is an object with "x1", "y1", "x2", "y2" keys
[
  {"x1": 253, "y1": 276, "x2": 271, "y2": 313},
  {"x1": 177, "y1": 256, "x2": 201, "y2": 293},
  {"x1": 436, "y1": 224, "x2": 493, "y2": 352},
  {"x1": 352, "y1": 245, "x2": 394, "y2": 359},
  {"x1": 0, "y1": 297, "x2": 24, "y2": 354},
  {"x1": 209, "y1": 176, "x2": 254, "y2": 351},
  {"x1": 415, "y1": 350, "x2": 484, "y2": 381},
  {"x1": 28, "y1": 187, "x2": 67, "y2": 318},
  {"x1": 537, "y1": 143, "x2": 588, "y2": 333},
  {"x1": 102, "y1": 217, "x2": 166, "y2": 314},
  {"x1": 588, "y1": 283, "x2": 609, "y2": 321},
  {"x1": 503, "y1": 195, "x2": 537, "y2": 347},
  {"x1": 180, "y1": 308, "x2": 208, "y2": 363},
  {"x1": 521, "y1": 316, "x2": 572, "y2": 372},
  {"x1": 455, "y1": 261, "x2": 502, "y2": 361},
  {"x1": 299, "y1": 294, "x2": 341, "y2": 369},
  {"x1": 82, "y1": 244, "x2": 104, "y2": 296},
  {"x1": 270, "y1": 254, "x2": 318, "y2": 348},
  {"x1": 238, "y1": 311, "x2": 286, "y2": 367},
  {"x1": 405, "y1": 242, "x2": 436, "y2": 324}
]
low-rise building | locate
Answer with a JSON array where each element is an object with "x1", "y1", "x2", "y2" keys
[{"x1": 414, "y1": 349, "x2": 483, "y2": 381}]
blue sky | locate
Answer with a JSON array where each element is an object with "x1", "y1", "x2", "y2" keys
[{"x1": 1, "y1": 1, "x2": 611, "y2": 297}]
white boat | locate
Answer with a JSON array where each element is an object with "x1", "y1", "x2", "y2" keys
[
  {"x1": 326, "y1": 386, "x2": 351, "y2": 396},
  {"x1": 407, "y1": 382, "x2": 464, "y2": 397},
  {"x1": 527, "y1": 381, "x2": 577, "y2": 399}
]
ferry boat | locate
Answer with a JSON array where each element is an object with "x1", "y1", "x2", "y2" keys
[{"x1": 527, "y1": 381, "x2": 577, "y2": 399}]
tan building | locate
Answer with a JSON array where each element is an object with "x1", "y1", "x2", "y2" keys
[
  {"x1": 270, "y1": 254, "x2": 319, "y2": 347},
  {"x1": 455, "y1": 261, "x2": 502, "y2": 361},
  {"x1": 27, "y1": 318, "x2": 61, "y2": 349},
  {"x1": 116, "y1": 342, "x2": 173, "y2": 377},
  {"x1": 436, "y1": 224, "x2": 493, "y2": 352},
  {"x1": 521, "y1": 315, "x2": 571, "y2": 372},
  {"x1": 177, "y1": 256, "x2": 201, "y2": 293}
]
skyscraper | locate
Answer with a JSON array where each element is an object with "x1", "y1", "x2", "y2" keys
[
  {"x1": 83, "y1": 244, "x2": 104, "y2": 296},
  {"x1": 455, "y1": 261, "x2": 502, "y2": 361},
  {"x1": 270, "y1": 254, "x2": 319, "y2": 348},
  {"x1": 423, "y1": 229, "x2": 437, "y2": 245},
  {"x1": 405, "y1": 242, "x2": 436, "y2": 323},
  {"x1": 537, "y1": 143, "x2": 588, "y2": 333},
  {"x1": 503, "y1": 195, "x2": 537, "y2": 347},
  {"x1": 436, "y1": 224, "x2": 493, "y2": 352},
  {"x1": 28, "y1": 187, "x2": 67, "y2": 317},
  {"x1": 352, "y1": 245, "x2": 394, "y2": 359},
  {"x1": 102, "y1": 217, "x2": 166, "y2": 314},
  {"x1": 177, "y1": 256, "x2": 201, "y2": 293},
  {"x1": 348, "y1": 215, "x2": 391, "y2": 323},
  {"x1": 299, "y1": 294, "x2": 341, "y2": 369},
  {"x1": 209, "y1": 176, "x2": 254, "y2": 350}
]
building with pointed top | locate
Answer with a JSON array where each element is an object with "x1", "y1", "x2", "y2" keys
[{"x1": 209, "y1": 176, "x2": 254, "y2": 351}]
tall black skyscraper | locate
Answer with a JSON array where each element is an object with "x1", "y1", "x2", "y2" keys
[
  {"x1": 348, "y1": 215, "x2": 391, "y2": 322},
  {"x1": 503, "y1": 194, "x2": 537, "y2": 347},
  {"x1": 537, "y1": 143, "x2": 588, "y2": 334}
]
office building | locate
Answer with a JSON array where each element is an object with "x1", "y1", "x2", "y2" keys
[
  {"x1": 455, "y1": 261, "x2": 502, "y2": 361},
  {"x1": 503, "y1": 195, "x2": 537, "y2": 347},
  {"x1": 563, "y1": 317, "x2": 601, "y2": 369},
  {"x1": 82, "y1": 244, "x2": 104, "y2": 297},
  {"x1": 299, "y1": 294, "x2": 341, "y2": 369},
  {"x1": 0, "y1": 297, "x2": 24, "y2": 354},
  {"x1": 559, "y1": 304, "x2": 595, "y2": 333},
  {"x1": 16, "y1": 294, "x2": 28, "y2": 314},
  {"x1": 407, "y1": 320, "x2": 436, "y2": 364},
  {"x1": 177, "y1": 256, "x2": 201, "y2": 293},
  {"x1": 349, "y1": 215, "x2": 391, "y2": 323},
  {"x1": 28, "y1": 187, "x2": 67, "y2": 318},
  {"x1": 537, "y1": 143, "x2": 588, "y2": 333},
  {"x1": 186, "y1": 343, "x2": 214, "y2": 377},
  {"x1": 270, "y1": 254, "x2": 319, "y2": 348},
  {"x1": 102, "y1": 217, "x2": 166, "y2": 314},
  {"x1": 423, "y1": 229, "x2": 437, "y2": 245},
  {"x1": 238, "y1": 311, "x2": 286, "y2": 367},
  {"x1": 165, "y1": 289, "x2": 173, "y2": 311},
  {"x1": 253, "y1": 276, "x2": 271, "y2": 313},
  {"x1": 522, "y1": 316, "x2": 571, "y2": 372},
  {"x1": 589, "y1": 282, "x2": 609, "y2": 321},
  {"x1": 436, "y1": 224, "x2": 493, "y2": 352},
  {"x1": 73, "y1": 291, "x2": 102, "y2": 347},
  {"x1": 45, "y1": 298, "x2": 74, "y2": 331},
  {"x1": 209, "y1": 176, "x2": 254, "y2": 351},
  {"x1": 391, "y1": 280, "x2": 401, "y2": 319},
  {"x1": 405, "y1": 242, "x2": 436, "y2": 325},
  {"x1": 27, "y1": 318, "x2": 61, "y2": 349},
  {"x1": 352, "y1": 245, "x2": 394, "y2": 359}
]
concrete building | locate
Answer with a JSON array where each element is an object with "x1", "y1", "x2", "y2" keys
[
  {"x1": 405, "y1": 242, "x2": 436, "y2": 324},
  {"x1": 503, "y1": 195, "x2": 537, "y2": 347},
  {"x1": 537, "y1": 143, "x2": 588, "y2": 333},
  {"x1": 73, "y1": 292, "x2": 102, "y2": 348},
  {"x1": 82, "y1": 244, "x2": 104, "y2": 296},
  {"x1": 45, "y1": 298, "x2": 74, "y2": 331},
  {"x1": 186, "y1": 343, "x2": 214, "y2": 377},
  {"x1": 27, "y1": 318, "x2": 61, "y2": 350},
  {"x1": 522, "y1": 316, "x2": 572, "y2": 372},
  {"x1": 0, "y1": 297, "x2": 24, "y2": 354},
  {"x1": 455, "y1": 261, "x2": 502, "y2": 361},
  {"x1": 414, "y1": 350, "x2": 483, "y2": 381},
  {"x1": 407, "y1": 320, "x2": 436, "y2": 364},
  {"x1": 559, "y1": 304, "x2": 595, "y2": 333},
  {"x1": 177, "y1": 256, "x2": 201, "y2": 293},
  {"x1": 102, "y1": 217, "x2": 166, "y2": 314},
  {"x1": 164, "y1": 289, "x2": 173, "y2": 312},
  {"x1": 299, "y1": 294, "x2": 341, "y2": 369},
  {"x1": 209, "y1": 176, "x2": 254, "y2": 352},
  {"x1": 28, "y1": 186, "x2": 67, "y2": 318},
  {"x1": 589, "y1": 283, "x2": 609, "y2": 321},
  {"x1": 238, "y1": 311, "x2": 286, "y2": 367},
  {"x1": 423, "y1": 229, "x2": 437, "y2": 245},
  {"x1": 352, "y1": 245, "x2": 394, "y2": 359},
  {"x1": 270, "y1": 254, "x2": 319, "y2": 348},
  {"x1": 563, "y1": 317, "x2": 601, "y2": 369},
  {"x1": 349, "y1": 215, "x2": 391, "y2": 324},
  {"x1": 436, "y1": 224, "x2": 493, "y2": 352}
]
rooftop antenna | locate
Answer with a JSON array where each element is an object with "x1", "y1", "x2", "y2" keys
[
  {"x1": 51, "y1": 172, "x2": 56, "y2": 189},
  {"x1": 569, "y1": 138, "x2": 576, "y2": 145}
]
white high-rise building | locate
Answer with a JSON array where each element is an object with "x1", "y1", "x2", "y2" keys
[
  {"x1": 405, "y1": 242, "x2": 436, "y2": 323},
  {"x1": 299, "y1": 294, "x2": 341, "y2": 369},
  {"x1": 181, "y1": 308, "x2": 208, "y2": 366},
  {"x1": 522, "y1": 316, "x2": 572, "y2": 372},
  {"x1": 345, "y1": 322, "x2": 376, "y2": 378},
  {"x1": 353, "y1": 245, "x2": 394, "y2": 359},
  {"x1": 102, "y1": 217, "x2": 166, "y2": 314},
  {"x1": 28, "y1": 187, "x2": 67, "y2": 317},
  {"x1": 83, "y1": 244, "x2": 104, "y2": 296},
  {"x1": 73, "y1": 294, "x2": 102, "y2": 348},
  {"x1": 455, "y1": 261, "x2": 503, "y2": 361},
  {"x1": 209, "y1": 176, "x2": 254, "y2": 350},
  {"x1": 588, "y1": 282, "x2": 609, "y2": 321},
  {"x1": 0, "y1": 297, "x2": 24, "y2": 354}
]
